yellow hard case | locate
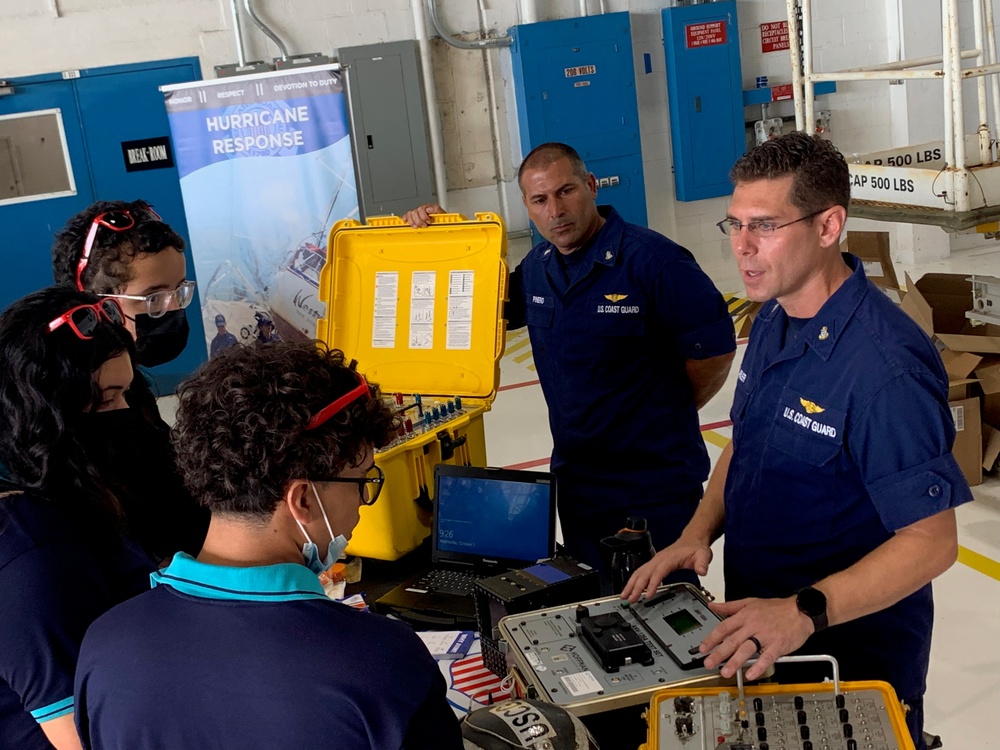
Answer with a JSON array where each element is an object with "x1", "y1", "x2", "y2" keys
[{"x1": 318, "y1": 212, "x2": 508, "y2": 560}]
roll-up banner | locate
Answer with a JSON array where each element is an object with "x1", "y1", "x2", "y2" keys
[{"x1": 162, "y1": 65, "x2": 358, "y2": 357}]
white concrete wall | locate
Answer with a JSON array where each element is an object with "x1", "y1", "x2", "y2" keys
[{"x1": 3, "y1": 0, "x2": 998, "y2": 284}]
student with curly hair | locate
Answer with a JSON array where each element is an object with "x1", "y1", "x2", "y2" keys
[
  {"x1": 74, "y1": 342, "x2": 463, "y2": 750},
  {"x1": 0, "y1": 286, "x2": 160, "y2": 750},
  {"x1": 51, "y1": 199, "x2": 196, "y2": 369}
]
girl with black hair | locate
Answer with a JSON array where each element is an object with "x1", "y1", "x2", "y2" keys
[{"x1": 0, "y1": 286, "x2": 184, "y2": 750}]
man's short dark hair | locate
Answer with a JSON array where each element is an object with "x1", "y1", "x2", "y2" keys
[
  {"x1": 517, "y1": 142, "x2": 589, "y2": 190},
  {"x1": 172, "y1": 342, "x2": 399, "y2": 517},
  {"x1": 729, "y1": 132, "x2": 851, "y2": 214},
  {"x1": 52, "y1": 199, "x2": 186, "y2": 294}
]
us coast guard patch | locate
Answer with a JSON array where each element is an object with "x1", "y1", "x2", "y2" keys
[{"x1": 778, "y1": 389, "x2": 844, "y2": 441}]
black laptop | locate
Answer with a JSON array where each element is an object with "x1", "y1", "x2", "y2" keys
[{"x1": 374, "y1": 464, "x2": 557, "y2": 629}]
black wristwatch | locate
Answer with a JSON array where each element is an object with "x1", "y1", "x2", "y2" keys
[{"x1": 795, "y1": 587, "x2": 828, "y2": 633}]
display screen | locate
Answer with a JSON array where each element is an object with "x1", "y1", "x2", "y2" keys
[
  {"x1": 435, "y1": 475, "x2": 552, "y2": 562},
  {"x1": 664, "y1": 608, "x2": 701, "y2": 636}
]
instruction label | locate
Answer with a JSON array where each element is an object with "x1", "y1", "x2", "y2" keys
[
  {"x1": 372, "y1": 272, "x2": 399, "y2": 349},
  {"x1": 409, "y1": 271, "x2": 436, "y2": 350},
  {"x1": 686, "y1": 21, "x2": 727, "y2": 48},
  {"x1": 446, "y1": 270, "x2": 474, "y2": 351},
  {"x1": 760, "y1": 21, "x2": 790, "y2": 53},
  {"x1": 560, "y1": 671, "x2": 602, "y2": 697}
]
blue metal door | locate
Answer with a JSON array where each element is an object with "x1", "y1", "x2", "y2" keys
[
  {"x1": 0, "y1": 79, "x2": 95, "y2": 304},
  {"x1": 0, "y1": 59, "x2": 206, "y2": 393}
]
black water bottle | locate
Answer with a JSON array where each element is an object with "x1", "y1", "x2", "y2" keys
[{"x1": 601, "y1": 516, "x2": 656, "y2": 594}]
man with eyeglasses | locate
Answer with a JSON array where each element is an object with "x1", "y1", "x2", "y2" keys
[
  {"x1": 624, "y1": 132, "x2": 970, "y2": 750},
  {"x1": 51, "y1": 200, "x2": 196, "y2": 369},
  {"x1": 74, "y1": 341, "x2": 462, "y2": 750}
]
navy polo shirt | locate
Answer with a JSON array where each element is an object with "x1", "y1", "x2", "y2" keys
[
  {"x1": 0, "y1": 486, "x2": 153, "y2": 750},
  {"x1": 75, "y1": 553, "x2": 463, "y2": 750},
  {"x1": 725, "y1": 254, "x2": 973, "y2": 700},
  {"x1": 507, "y1": 206, "x2": 734, "y2": 516}
]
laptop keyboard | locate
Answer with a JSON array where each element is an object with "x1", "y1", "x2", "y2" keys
[{"x1": 416, "y1": 569, "x2": 480, "y2": 596}]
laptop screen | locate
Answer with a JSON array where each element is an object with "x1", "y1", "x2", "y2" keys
[{"x1": 433, "y1": 465, "x2": 556, "y2": 568}]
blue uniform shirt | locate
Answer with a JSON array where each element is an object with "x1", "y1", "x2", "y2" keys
[
  {"x1": 507, "y1": 206, "x2": 735, "y2": 517},
  {"x1": 0, "y1": 486, "x2": 153, "y2": 750},
  {"x1": 726, "y1": 254, "x2": 973, "y2": 700},
  {"x1": 75, "y1": 553, "x2": 463, "y2": 750}
]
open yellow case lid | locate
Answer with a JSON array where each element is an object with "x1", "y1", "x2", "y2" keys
[{"x1": 317, "y1": 212, "x2": 508, "y2": 400}]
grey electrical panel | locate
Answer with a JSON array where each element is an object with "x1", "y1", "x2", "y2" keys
[{"x1": 340, "y1": 41, "x2": 435, "y2": 220}]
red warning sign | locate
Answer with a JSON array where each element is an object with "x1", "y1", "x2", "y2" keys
[
  {"x1": 771, "y1": 84, "x2": 794, "y2": 101},
  {"x1": 761, "y1": 21, "x2": 790, "y2": 53},
  {"x1": 685, "y1": 21, "x2": 727, "y2": 49}
]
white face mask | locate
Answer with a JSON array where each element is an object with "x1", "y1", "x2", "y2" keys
[{"x1": 295, "y1": 482, "x2": 349, "y2": 575}]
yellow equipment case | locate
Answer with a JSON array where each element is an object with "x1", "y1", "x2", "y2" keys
[
  {"x1": 642, "y1": 680, "x2": 914, "y2": 749},
  {"x1": 318, "y1": 212, "x2": 508, "y2": 560}
]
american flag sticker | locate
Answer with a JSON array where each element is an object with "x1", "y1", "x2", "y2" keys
[{"x1": 449, "y1": 654, "x2": 513, "y2": 708}]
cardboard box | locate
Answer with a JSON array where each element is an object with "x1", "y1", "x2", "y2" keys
[
  {"x1": 843, "y1": 231, "x2": 904, "y2": 303},
  {"x1": 983, "y1": 423, "x2": 1000, "y2": 473},
  {"x1": 901, "y1": 273, "x2": 1000, "y2": 354},
  {"x1": 950, "y1": 397, "x2": 983, "y2": 486}
]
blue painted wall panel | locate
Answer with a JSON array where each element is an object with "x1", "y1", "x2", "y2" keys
[
  {"x1": 663, "y1": 1, "x2": 745, "y2": 202},
  {"x1": 510, "y1": 12, "x2": 647, "y2": 242}
]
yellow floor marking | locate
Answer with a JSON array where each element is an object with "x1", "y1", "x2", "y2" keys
[
  {"x1": 513, "y1": 350, "x2": 535, "y2": 365},
  {"x1": 503, "y1": 336, "x2": 532, "y2": 356},
  {"x1": 957, "y1": 546, "x2": 1000, "y2": 583},
  {"x1": 702, "y1": 430, "x2": 731, "y2": 450}
]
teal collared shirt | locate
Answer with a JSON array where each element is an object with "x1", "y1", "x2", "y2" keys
[{"x1": 151, "y1": 552, "x2": 328, "y2": 603}]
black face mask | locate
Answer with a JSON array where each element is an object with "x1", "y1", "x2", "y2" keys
[
  {"x1": 77, "y1": 408, "x2": 207, "y2": 560},
  {"x1": 133, "y1": 310, "x2": 189, "y2": 367}
]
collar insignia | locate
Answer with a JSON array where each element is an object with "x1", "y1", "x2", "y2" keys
[{"x1": 818, "y1": 326, "x2": 829, "y2": 341}]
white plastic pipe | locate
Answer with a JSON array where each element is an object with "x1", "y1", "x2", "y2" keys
[
  {"x1": 787, "y1": 0, "x2": 806, "y2": 131},
  {"x1": 478, "y1": 0, "x2": 512, "y2": 224},
  {"x1": 802, "y1": 0, "x2": 815, "y2": 134},
  {"x1": 973, "y1": 0, "x2": 991, "y2": 163},
  {"x1": 948, "y1": 0, "x2": 970, "y2": 211},
  {"x1": 412, "y1": 0, "x2": 448, "y2": 206},
  {"x1": 984, "y1": 0, "x2": 1000, "y2": 162},
  {"x1": 520, "y1": 0, "x2": 538, "y2": 24}
]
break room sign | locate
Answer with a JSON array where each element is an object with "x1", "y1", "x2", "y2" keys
[{"x1": 121, "y1": 136, "x2": 175, "y2": 172}]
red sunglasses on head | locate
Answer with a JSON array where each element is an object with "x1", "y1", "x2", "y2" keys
[
  {"x1": 305, "y1": 372, "x2": 371, "y2": 430},
  {"x1": 47, "y1": 298, "x2": 126, "y2": 340},
  {"x1": 75, "y1": 206, "x2": 162, "y2": 291}
]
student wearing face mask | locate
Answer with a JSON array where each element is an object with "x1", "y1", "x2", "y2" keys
[
  {"x1": 74, "y1": 341, "x2": 463, "y2": 750},
  {"x1": 50, "y1": 200, "x2": 209, "y2": 560},
  {"x1": 0, "y1": 286, "x2": 159, "y2": 750}
]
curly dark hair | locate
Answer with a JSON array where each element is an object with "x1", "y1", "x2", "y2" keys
[
  {"x1": 729, "y1": 132, "x2": 851, "y2": 214},
  {"x1": 518, "y1": 142, "x2": 589, "y2": 190},
  {"x1": 51, "y1": 199, "x2": 186, "y2": 294},
  {"x1": 172, "y1": 342, "x2": 400, "y2": 517},
  {"x1": 0, "y1": 285, "x2": 150, "y2": 524}
]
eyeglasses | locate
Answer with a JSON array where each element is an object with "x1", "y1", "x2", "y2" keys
[
  {"x1": 305, "y1": 372, "x2": 371, "y2": 430},
  {"x1": 99, "y1": 280, "x2": 197, "y2": 319},
  {"x1": 316, "y1": 464, "x2": 385, "y2": 506},
  {"x1": 47, "y1": 299, "x2": 125, "y2": 340},
  {"x1": 716, "y1": 208, "x2": 833, "y2": 237},
  {"x1": 75, "y1": 207, "x2": 161, "y2": 291}
]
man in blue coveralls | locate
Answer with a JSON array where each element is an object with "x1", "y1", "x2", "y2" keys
[
  {"x1": 74, "y1": 342, "x2": 462, "y2": 750},
  {"x1": 405, "y1": 142, "x2": 736, "y2": 587},
  {"x1": 624, "y1": 132, "x2": 972, "y2": 750}
]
